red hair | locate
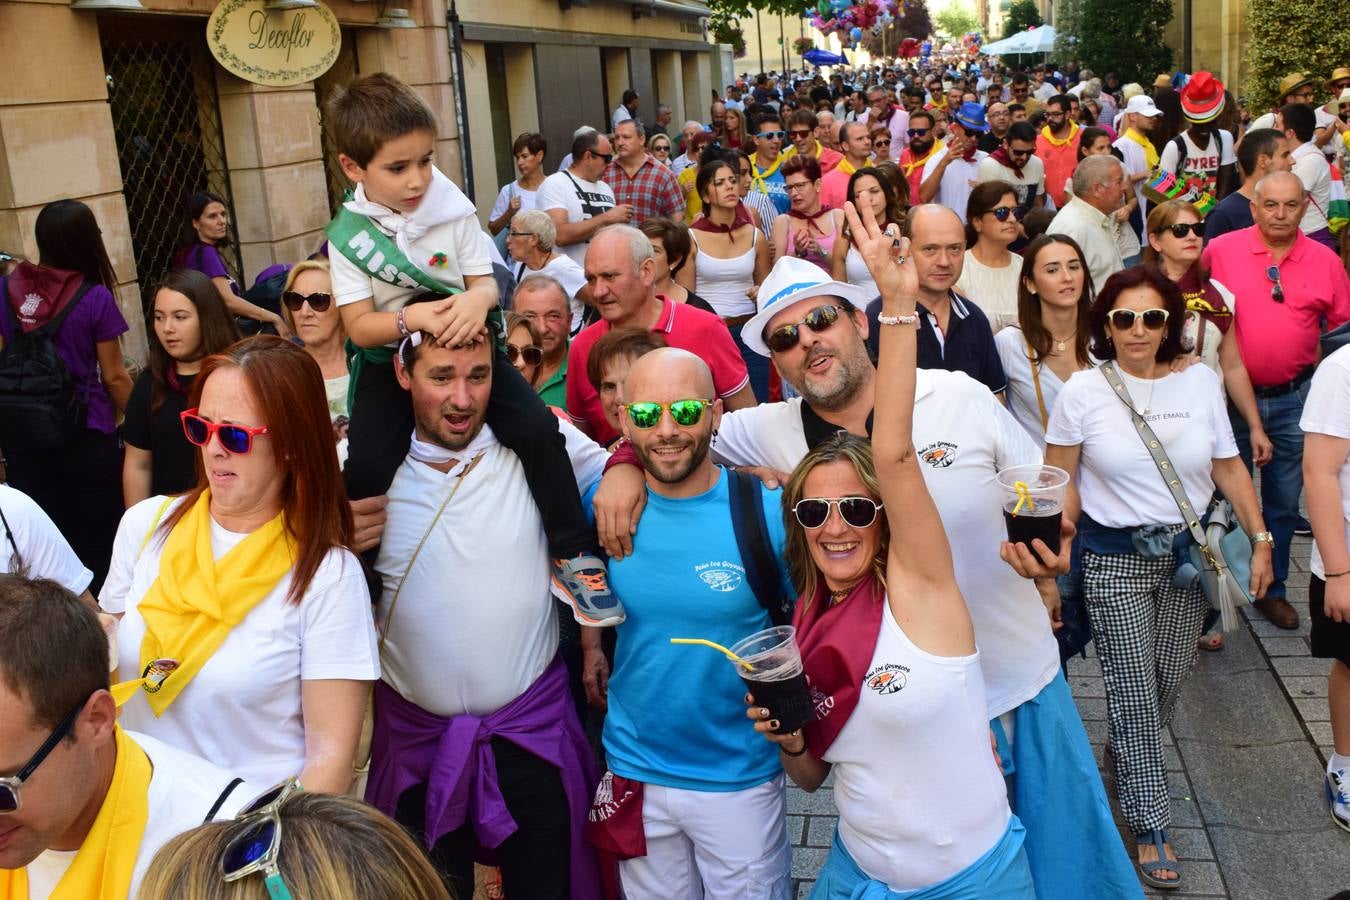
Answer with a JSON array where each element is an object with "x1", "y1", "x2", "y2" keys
[{"x1": 164, "y1": 336, "x2": 356, "y2": 604}]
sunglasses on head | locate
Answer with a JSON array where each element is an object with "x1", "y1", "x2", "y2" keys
[
  {"x1": 1107, "y1": 308, "x2": 1170, "y2": 330},
  {"x1": 624, "y1": 399, "x2": 712, "y2": 429},
  {"x1": 219, "y1": 777, "x2": 303, "y2": 899},
  {"x1": 907, "y1": 128, "x2": 930, "y2": 137},
  {"x1": 181, "y1": 409, "x2": 270, "y2": 454},
  {"x1": 765, "y1": 304, "x2": 845, "y2": 353},
  {"x1": 758, "y1": 130, "x2": 787, "y2": 140},
  {"x1": 281, "y1": 291, "x2": 332, "y2": 313},
  {"x1": 1266, "y1": 265, "x2": 1284, "y2": 302},
  {"x1": 0, "y1": 696, "x2": 88, "y2": 814},
  {"x1": 1157, "y1": 221, "x2": 1205, "y2": 239},
  {"x1": 506, "y1": 343, "x2": 543, "y2": 367},
  {"x1": 793, "y1": 496, "x2": 884, "y2": 529},
  {"x1": 989, "y1": 205, "x2": 1023, "y2": 222}
]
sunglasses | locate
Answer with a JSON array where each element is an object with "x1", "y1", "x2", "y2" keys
[
  {"x1": 0, "y1": 696, "x2": 87, "y2": 814},
  {"x1": 1106, "y1": 308, "x2": 1170, "y2": 330},
  {"x1": 281, "y1": 291, "x2": 332, "y2": 312},
  {"x1": 506, "y1": 343, "x2": 543, "y2": 367},
  {"x1": 653, "y1": 144, "x2": 671, "y2": 152},
  {"x1": 793, "y1": 496, "x2": 884, "y2": 529},
  {"x1": 220, "y1": 777, "x2": 303, "y2": 899},
  {"x1": 757, "y1": 130, "x2": 787, "y2": 140},
  {"x1": 874, "y1": 139, "x2": 892, "y2": 147},
  {"x1": 590, "y1": 151, "x2": 614, "y2": 164},
  {"x1": 624, "y1": 399, "x2": 712, "y2": 429},
  {"x1": 765, "y1": 304, "x2": 844, "y2": 353},
  {"x1": 789, "y1": 129, "x2": 813, "y2": 139},
  {"x1": 907, "y1": 128, "x2": 931, "y2": 137},
  {"x1": 1158, "y1": 221, "x2": 1205, "y2": 239},
  {"x1": 989, "y1": 205, "x2": 1023, "y2": 222},
  {"x1": 181, "y1": 409, "x2": 270, "y2": 454},
  {"x1": 1266, "y1": 265, "x2": 1284, "y2": 303}
]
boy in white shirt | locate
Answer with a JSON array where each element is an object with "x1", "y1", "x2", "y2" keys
[{"x1": 325, "y1": 73, "x2": 622, "y2": 626}]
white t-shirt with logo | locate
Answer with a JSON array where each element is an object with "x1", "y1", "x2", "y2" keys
[
  {"x1": 536, "y1": 170, "x2": 617, "y2": 268},
  {"x1": 1045, "y1": 364, "x2": 1238, "y2": 528},
  {"x1": 0, "y1": 483, "x2": 92, "y2": 594},
  {"x1": 1157, "y1": 130, "x2": 1235, "y2": 206},
  {"x1": 23, "y1": 731, "x2": 256, "y2": 899},
  {"x1": 1300, "y1": 345, "x2": 1350, "y2": 578},
  {"x1": 99, "y1": 497, "x2": 381, "y2": 787},
  {"x1": 712, "y1": 369, "x2": 1059, "y2": 718},
  {"x1": 376, "y1": 422, "x2": 605, "y2": 718}
]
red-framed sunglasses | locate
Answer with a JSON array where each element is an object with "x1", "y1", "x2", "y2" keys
[{"x1": 180, "y1": 409, "x2": 270, "y2": 454}]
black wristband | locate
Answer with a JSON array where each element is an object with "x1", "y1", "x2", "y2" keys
[{"x1": 780, "y1": 733, "x2": 808, "y2": 757}]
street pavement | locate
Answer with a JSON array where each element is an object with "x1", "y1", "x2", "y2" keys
[{"x1": 787, "y1": 533, "x2": 1350, "y2": 899}]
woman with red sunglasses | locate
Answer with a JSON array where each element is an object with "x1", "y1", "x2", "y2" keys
[
  {"x1": 100, "y1": 337, "x2": 379, "y2": 795},
  {"x1": 280, "y1": 260, "x2": 351, "y2": 463}
]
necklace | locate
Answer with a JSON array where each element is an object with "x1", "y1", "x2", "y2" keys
[
  {"x1": 1050, "y1": 331, "x2": 1076, "y2": 353},
  {"x1": 829, "y1": 588, "x2": 850, "y2": 606},
  {"x1": 1126, "y1": 369, "x2": 1159, "y2": 415}
]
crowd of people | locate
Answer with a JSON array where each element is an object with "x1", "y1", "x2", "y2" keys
[{"x1": 1, "y1": 50, "x2": 1350, "y2": 900}]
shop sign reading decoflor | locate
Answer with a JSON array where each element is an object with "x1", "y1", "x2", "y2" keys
[{"x1": 208, "y1": 0, "x2": 341, "y2": 87}]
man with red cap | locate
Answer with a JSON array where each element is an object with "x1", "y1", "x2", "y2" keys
[{"x1": 1158, "y1": 71, "x2": 1238, "y2": 211}]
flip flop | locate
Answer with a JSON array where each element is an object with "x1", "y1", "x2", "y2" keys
[{"x1": 1135, "y1": 829, "x2": 1182, "y2": 890}]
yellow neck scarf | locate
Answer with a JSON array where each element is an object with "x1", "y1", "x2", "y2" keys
[
  {"x1": 1040, "y1": 120, "x2": 1080, "y2": 148},
  {"x1": 2, "y1": 727, "x2": 151, "y2": 900},
  {"x1": 902, "y1": 142, "x2": 942, "y2": 178},
  {"x1": 751, "y1": 153, "x2": 784, "y2": 194},
  {"x1": 112, "y1": 490, "x2": 294, "y2": 715},
  {"x1": 1124, "y1": 127, "x2": 1160, "y2": 171},
  {"x1": 837, "y1": 157, "x2": 861, "y2": 177}
]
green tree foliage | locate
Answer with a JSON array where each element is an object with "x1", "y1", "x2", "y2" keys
[
  {"x1": 935, "y1": 4, "x2": 980, "y2": 39},
  {"x1": 1052, "y1": 0, "x2": 1083, "y2": 61},
  {"x1": 1245, "y1": 0, "x2": 1350, "y2": 114},
  {"x1": 1001, "y1": 0, "x2": 1042, "y2": 39},
  {"x1": 1076, "y1": 0, "x2": 1172, "y2": 85}
]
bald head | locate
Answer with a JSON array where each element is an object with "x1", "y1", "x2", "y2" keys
[
  {"x1": 623, "y1": 347, "x2": 715, "y2": 404},
  {"x1": 621, "y1": 348, "x2": 720, "y2": 492},
  {"x1": 907, "y1": 205, "x2": 966, "y2": 300},
  {"x1": 908, "y1": 204, "x2": 962, "y2": 240},
  {"x1": 1254, "y1": 170, "x2": 1304, "y2": 202}
]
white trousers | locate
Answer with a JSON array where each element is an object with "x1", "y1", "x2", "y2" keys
[{"x1": 619, "y1": 775, "x2": 792, "y2": 900}]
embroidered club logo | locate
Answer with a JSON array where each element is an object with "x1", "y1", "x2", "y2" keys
[
  {"x1": 864, "y1": 663, "x2": 909, "y2": 694},
  {"x1": 140, "y1": 657, "x2": 180, "y2": 694},
  {"x1": 588, "y1": 771, "x2": 636, "y2": 823},
  {"x1": 919, "y1": 440, "x2": 958, "y2": 468},
  {"x1": 698, "y1": 566, "x2": 743, "y2": 592},
  {"x1": 19, "y1": 293, "x2": 41, "y2": 318}
]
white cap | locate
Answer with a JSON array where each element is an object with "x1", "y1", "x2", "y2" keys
[{"x1": 1123, "y1": 94, "x2": 1164, "y2": 118}]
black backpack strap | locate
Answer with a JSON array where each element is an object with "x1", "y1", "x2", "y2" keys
[
  {"x1": 0, "y1": 500, "x2": 23, "y2": 575},
  {"x1": 204, "y1": 777, "x2": 245, "y2": 823},
  {"x1": 34, "y1": 283, "x2": 93, "y2": 337},
  {"x1": 1170, "y1": 134, "x2": 1188, "y2": 174},
  {"x1": 727, "y1": 467, "x2": 790, "y2": 626}
]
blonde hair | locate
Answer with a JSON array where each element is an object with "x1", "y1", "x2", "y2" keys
[
  {"x1": 279, "y1": 259, "x2": 344, "y2": 338},
  {"x1": 781, "y1": 432, "x2": 889, "y2": 603},
  {"x1": 136, "y1": 793, "x2": 451, "y2": 900}
]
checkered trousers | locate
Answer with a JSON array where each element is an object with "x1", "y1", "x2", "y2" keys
[{"x1": 1083, "y1": 544, "x2": 1209, "y2": 834}]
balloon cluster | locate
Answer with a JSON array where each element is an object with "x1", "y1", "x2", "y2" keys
[{"x1": 807, "y1": 0, "x2": 909, "y2": 49}]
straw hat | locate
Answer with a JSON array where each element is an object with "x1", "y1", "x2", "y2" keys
[
  {"x1": 1153, "y1": 73, "x2": 1172, "y2": 89},
  {"x1": 1325, "y1": 67, "x2": 1350, "y2": 91},
  {"x1": 1276, "y1": 72, "x2": 1315, "y2": 101}
]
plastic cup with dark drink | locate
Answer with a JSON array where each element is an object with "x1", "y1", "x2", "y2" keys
[
  {"x1": 996, "y1": 464, "x2": 1069, "y2": 553},
  {"x1": 730, "y1": 625, "x2": 813, "y2": 735}
]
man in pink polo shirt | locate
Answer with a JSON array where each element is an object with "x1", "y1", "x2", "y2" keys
[
  {"x1": 566, "y1": 225, "x2": 755, "y2": 445},
  {"x1": 1203, "y1": 171, "x2": 1350, "y2": 629}
]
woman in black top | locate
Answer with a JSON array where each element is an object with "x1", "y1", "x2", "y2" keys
[{"x1": 122, "y1": 268, "x2": 240, "y2": 505}]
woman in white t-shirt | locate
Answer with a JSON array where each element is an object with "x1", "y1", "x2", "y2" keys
[
  {"x1": 1301, "y1": 344, "x2": 1350, "y2": 829},
  {"x1": 281, "y1": 260, "x2": 350, "y2": 468},
  {"x1": 1044, "y1": 265, "x2": 1271, "y2": 890},
  {"x1": 957, "y1": 180, "x2": 1023, "y2": 332},
  {"x1": 100, "y1": 338, "x2": 379, "y2": 792},
  {"x1": 506, "y1": 209, "x2": 592, "y2": 336},
  {"x1": 487, "y1": 132, "x2": 545, "y2": 239}
]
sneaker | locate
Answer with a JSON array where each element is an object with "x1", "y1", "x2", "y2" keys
[
  {"x1": 552, "y1": 554, "x2": 626, "y2": 627},
  {"x1": 1295, "y1": 516, "x2": 1312, "y2": 537},
  {"x1": 1329, "y1": 768, "x2": 1350, "y2": 834}
]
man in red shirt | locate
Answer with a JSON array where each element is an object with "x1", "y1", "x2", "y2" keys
[
  {"x1": 566, "y1": 226, "x2": 755, "y2": 445},
  {"x1": 1203, "y1": 171, "x2": 1350, "y2": 628},
  {"x1": 1035, "y1": 94, "x2": 1081, "y2": 208},
  {"x1": 604, "y1": 120, "x2": 686, "y2": 227}
]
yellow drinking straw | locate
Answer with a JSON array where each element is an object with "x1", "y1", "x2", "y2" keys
[
  {"x1": 670, "y1": 638, "x2": 755, "y2": 672},
  {"x1": 1011, "y1": 481, "x2": 1036, "y2": 517}
]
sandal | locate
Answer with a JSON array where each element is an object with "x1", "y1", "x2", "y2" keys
[
  {"x1": 485, "y1": 867, "x2": 506, "y2": 899},
  {"x1": 1197, "y1": 630, "x2": 1224, "y2": 652},
  {"x1": 1135, "y1": 829, "x2": 1182, "y2": 890}
]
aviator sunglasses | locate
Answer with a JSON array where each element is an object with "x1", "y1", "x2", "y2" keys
[
  {"x1": 1106, "y1": 308, "x2": 1170, "y2": 331},
  {"x1": 765, "y1": 304, "x2": 845, "y2": 353},
  {"x1": 281, "y1": 291, "x2": 332, "y2": 312},
  {"x1": 793, "y1": 497, "x2": 884, "y2": 529},
  {"x1": 506, "y1": 343, "x2": 543, "y2": 367},
  {"x1": 181, "y1": 409, "x2": 270, "y2": 454},
  {"x1": 624, "y1": 399, "x2": 712, "y2": 429}
]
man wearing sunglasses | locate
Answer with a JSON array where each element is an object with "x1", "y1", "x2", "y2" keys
[
  {"x1": 0, "y1": 576, "x2": 255, "y2": 896},
  {"x1": 1202, "y1": 171, "x2": 1350, "y2": 629},
  {"x1": 538, "y1": 130, "x2": 631, "y2": 269},
  {"x1": 749, "y1": 111, "x2": 791, "y2": 217},
  {"x1": 584, "y1": 347, "x2": 794, "y2": 900},
  {"x1": 783, "y1": 108, "x2": 842, "y2": 174},
  {"x1": 976, "y1": 121, "x2": 1046, "y2": 219}
]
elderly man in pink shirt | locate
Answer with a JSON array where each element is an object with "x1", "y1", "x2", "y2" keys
[{"x1": 1203, "y1": 171, "x2": 1350, "y2": 629}]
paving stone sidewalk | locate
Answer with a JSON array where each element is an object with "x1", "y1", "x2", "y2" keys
[{"x1": 786, "y1": 534, "x2": 1350, "y2": 900}]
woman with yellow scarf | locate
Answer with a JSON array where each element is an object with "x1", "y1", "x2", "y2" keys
[{"x1": 100, "y1": 337, "x2": 379, "y2": 794}]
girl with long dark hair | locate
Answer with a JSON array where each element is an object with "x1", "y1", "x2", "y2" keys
[{"x1": 173, "y1": 191, "x2": 288, "y2": 336}]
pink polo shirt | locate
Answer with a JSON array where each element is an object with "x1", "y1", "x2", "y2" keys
[
  {"x1": 1202, "y1": 226, "x2": 1350, "y2": 388},
  {"x1": 564, "y1": 296, "x2": 750, "y2": 444}
]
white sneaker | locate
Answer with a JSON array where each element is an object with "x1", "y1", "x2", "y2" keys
[{"x1": 1328, "y1": 768, "x2": 1350, "y2": 834}]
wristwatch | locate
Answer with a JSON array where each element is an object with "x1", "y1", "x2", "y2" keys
[{"x1": 1251, "y1": 531, "x2": 1275, "y2": 547}]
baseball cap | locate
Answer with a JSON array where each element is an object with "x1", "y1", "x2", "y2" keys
[{"x1": 1123, "y1": 95, "x2": 1164, "y2": 118}]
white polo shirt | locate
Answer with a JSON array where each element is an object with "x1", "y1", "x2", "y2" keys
[{"x1": 711, "y1": 368, "x2": 1059, "y2": 718}]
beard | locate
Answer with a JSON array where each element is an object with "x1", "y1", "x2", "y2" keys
[
  {"x1": 632, "y1": 427, "x2": 712, "y2": 485},
  {"x1": 791, "y1": 344, "x2": 868, "y2": 411}
]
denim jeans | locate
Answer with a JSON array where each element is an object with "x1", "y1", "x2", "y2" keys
[{"x1": 1228, "y1": 379, "x2": 1311, "y2": 599}]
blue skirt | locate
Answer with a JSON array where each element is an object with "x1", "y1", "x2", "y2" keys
[
  {"x1": 810, "y1": 817, "x2": 1035, "y2": 900},
  {"x1": 1009, "y1": 672, "x2": 1143, "y2": 899}
]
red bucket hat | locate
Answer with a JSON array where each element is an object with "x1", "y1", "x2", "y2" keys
[{"x1": 1180, "y1": 71, "x2": 1226, "y2": 123}]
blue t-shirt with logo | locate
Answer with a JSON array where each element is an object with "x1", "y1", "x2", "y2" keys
[
  {"x1": 753, "y1": 163, "x2": 791, "y2": 217},
  {"x1": 602, "y1": 468, "x2": 791, "y2": 792}
]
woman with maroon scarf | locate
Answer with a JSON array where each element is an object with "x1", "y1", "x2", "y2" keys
[
  {"x1": 745, "y1": 202, "x2": 1035, "y2": 898},
  {"x1": 770, "y1": 156, "x2": 842, "y2": 275}
]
